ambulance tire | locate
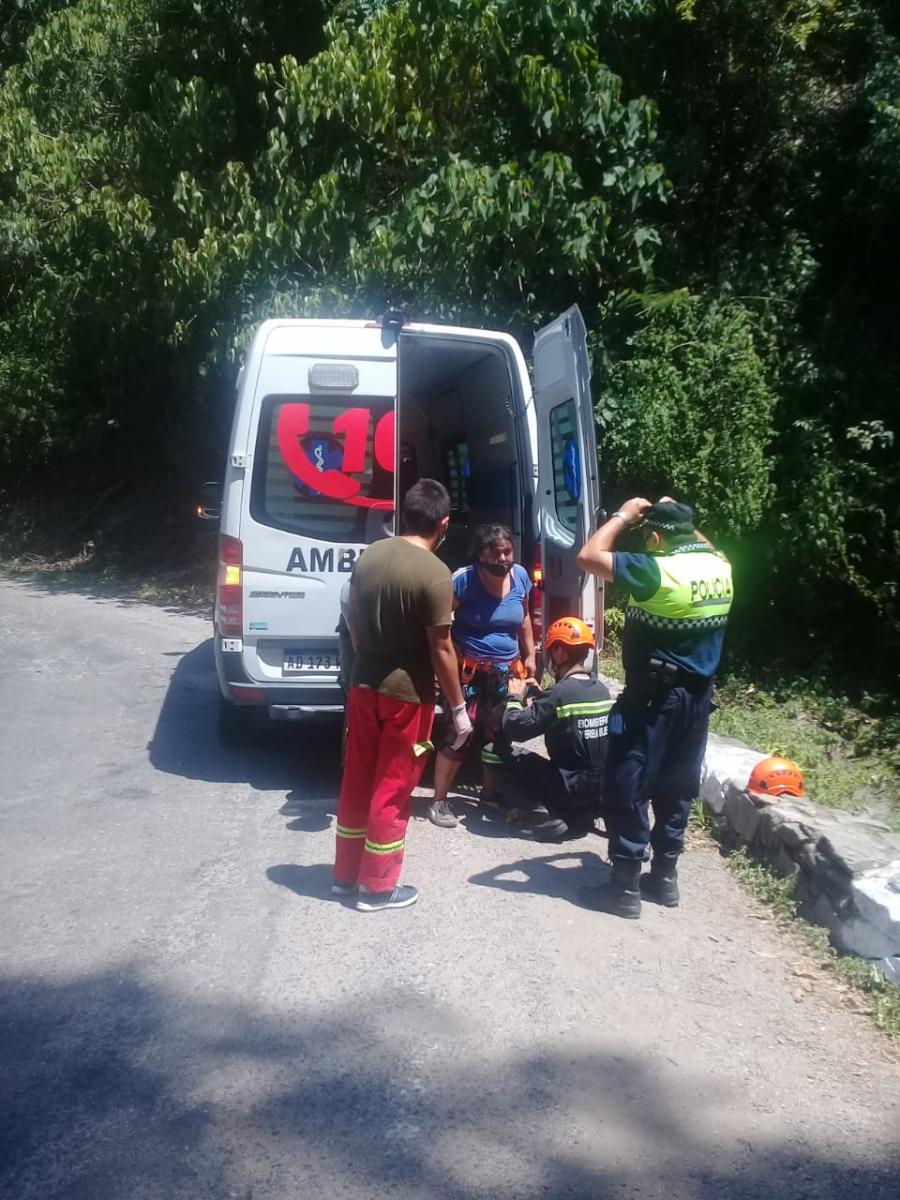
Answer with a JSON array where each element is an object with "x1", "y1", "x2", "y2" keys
[{"x1": 217, "y1": 696, "x2": 259, "y2": 748}]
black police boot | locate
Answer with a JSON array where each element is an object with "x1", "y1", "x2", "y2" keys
[
  {"x1": 580, "y1": 858, "x2": 642, "y2": 919},
  {"x1": 530, "y1": 810, "x2": 570, "y2": 842},
  {"x1": 641, "y1": 851, "x2": 680, "y2": 907}
]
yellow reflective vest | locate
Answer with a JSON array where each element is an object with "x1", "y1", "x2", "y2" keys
[{"x1": 627, "y1": 544, "x2": 733, "y2": 633}]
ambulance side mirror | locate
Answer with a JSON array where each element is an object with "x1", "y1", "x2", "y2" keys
[{"x1": 196, "y1": 481, "x2": 221, "y2": 522}]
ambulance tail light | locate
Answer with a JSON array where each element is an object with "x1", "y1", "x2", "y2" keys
[
  {"x1": 218, "y1": 534, "x2": 243, "y2": 636},
  {"x1": 530, "y1": 544, "x2": 543, "y2": 642}
]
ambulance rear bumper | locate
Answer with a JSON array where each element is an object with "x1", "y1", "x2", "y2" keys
[{"x1": 216, "y1": 646, "x2": 344, "y2": 713}]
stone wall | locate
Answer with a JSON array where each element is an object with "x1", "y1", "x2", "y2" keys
[{"x1": 700, "y1": 734, "x2": 900, "y2": 982}]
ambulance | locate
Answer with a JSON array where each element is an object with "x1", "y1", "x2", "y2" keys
[{"x1": 212, "y1": 307, "x2": 602, "y2": 741}]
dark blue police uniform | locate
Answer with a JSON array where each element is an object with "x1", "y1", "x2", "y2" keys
[{"x1": 605, "y1": 535, "x2": 733, "y2": 864}]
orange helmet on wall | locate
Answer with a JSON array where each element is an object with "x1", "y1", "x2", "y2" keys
[
  {"x1": 545, "y1": 616, "x2": 595, "y2": 650},
  {"x1": 746, "y1": 756, "x2": 805, "y2": 798}
]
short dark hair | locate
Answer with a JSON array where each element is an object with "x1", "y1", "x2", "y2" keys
[
  {"x1": 471, "y1": 522, "x2": 513, "y2": 560},
  {"x1": 401, "y1": 479, "x2": 451, "y2": 535}
]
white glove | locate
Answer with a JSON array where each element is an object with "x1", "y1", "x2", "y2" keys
[{"x1": 449, "y1": 703, "x2": 473, "y2": 751}]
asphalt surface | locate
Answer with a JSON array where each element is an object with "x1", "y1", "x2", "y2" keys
[{"x1": 1, "y1": 575, "x2": 898, "y2": 1200}]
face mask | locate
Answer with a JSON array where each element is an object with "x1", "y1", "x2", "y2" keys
[{"x1": 479, "y1": 560, "x2": 513, "y2": 577}]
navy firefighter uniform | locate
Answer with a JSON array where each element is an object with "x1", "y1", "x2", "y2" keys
[
  {"x1": 485, "y1": 617, "x2": 612, "y2": 842},
  {"x1": 605, "y1": 502, "x2": 733, "y2": 877}
]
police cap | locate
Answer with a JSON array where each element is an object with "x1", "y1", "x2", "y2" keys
[{"x1": 644, "y1": 499, "x2": 694, "y2": 536}]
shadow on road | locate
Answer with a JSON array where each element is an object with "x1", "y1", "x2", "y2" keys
[
  {"x1": 469, "y1": 851, "x2": 609, "y2": 905},
  {"x1": 148, "y1": 639, "x2": 343, "y2": 800},
  {"x1": 1, "y1": 964, "x2": 896, "y2": 1199},
  {"x1": 267, "y1": 862, "x2": 342, "y2": 902}
]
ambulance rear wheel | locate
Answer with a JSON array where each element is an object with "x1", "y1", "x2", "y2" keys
[{"x1": 217, "y1": 697, "x2": 259, "y2": 747}]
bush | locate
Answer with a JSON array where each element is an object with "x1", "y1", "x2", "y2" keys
[{"x1": 596, "y1": 295, "x2": 776, "y2": 540}]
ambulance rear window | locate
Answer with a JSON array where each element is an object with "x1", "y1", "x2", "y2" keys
[
  {"x1": 549, "y1": 399, "x2": 580, "y2": 535},
  {"x1": 251, "y1": 395, "x2": 395, "y2": 541}
]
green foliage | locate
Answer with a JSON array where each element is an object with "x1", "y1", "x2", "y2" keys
[
  {"x1": 863, "y1": 55, "x2": 900, "y2": 194},
  {"x1": 0, "y1": 0, "x2": 328, "y2": 468},
  {"x1": 0, "y1": 0, "x2": 664, "y2": 475},
  {"x1": 727, "y1": 847, "x2": 799, "y2": 921},
  {"x1": 249, "y1": 0, "x2": 667, "y2": 318},
  {"x1": 597, "y1": 295, "x2": 776, "y2": 538}
]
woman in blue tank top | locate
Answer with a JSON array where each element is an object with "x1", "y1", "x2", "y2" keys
[{"x1": 427, "y1": 523, "x2": 537, "y2": 828}]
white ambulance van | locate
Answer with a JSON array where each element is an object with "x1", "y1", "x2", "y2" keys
[{"x1": 213, "y1": 306, "x2": 601, "y2": 741}]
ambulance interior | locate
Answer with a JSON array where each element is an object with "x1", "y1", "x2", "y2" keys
[{"x1": 398, "y1": 336, "x2": 531, "y2": 570}]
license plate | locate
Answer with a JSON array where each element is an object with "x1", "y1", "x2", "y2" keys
[{"x1": 283, "y1": 651, "x2": 338, "y2": 674}]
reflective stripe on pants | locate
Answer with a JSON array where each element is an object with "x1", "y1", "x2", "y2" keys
[{"x1": 334, "y1": 686, "x2": 434, "y2": 893}]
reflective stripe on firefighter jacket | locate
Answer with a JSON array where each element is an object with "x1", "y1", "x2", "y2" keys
[{"x1": 500, "y1": 673, "x2": 612, "y2": 798}]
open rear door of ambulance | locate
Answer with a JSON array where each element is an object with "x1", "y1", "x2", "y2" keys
[{"x1": 532, "y1": 305, "x2": 603, "y2": 654}]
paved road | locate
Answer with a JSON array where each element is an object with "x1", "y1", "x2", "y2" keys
[{"x1": 1, "y1": 576, "x2": 898, "y2": 1199}]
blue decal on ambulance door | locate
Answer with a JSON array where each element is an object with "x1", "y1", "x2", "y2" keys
[{"x1": 563, "y1": 436, "x2": 581, "y2": 502}]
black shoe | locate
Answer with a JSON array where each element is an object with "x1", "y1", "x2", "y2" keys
[
  {"x1": 509, "y1": 802, "x2": 568, "y2": 842},
  {"x1": 641, "y1": 853, "x2": 680, "y2": 907},
  {"x1": 579, "y1": 859, "x2": 642, "y2": 919},
  {"x1": 561, "y1": 812, "x2": 597, "y2": 839},
  {"x1": 531, "y1": 816, "x2": 569, "y2": 842}
]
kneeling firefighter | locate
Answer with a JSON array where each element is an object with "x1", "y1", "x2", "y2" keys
[
  {"x1": 484, "y1": 617, "x2": 612, "y2": 841},
  {"x1": 577, "y1": 497, "x2": 734, "y2": 919}
]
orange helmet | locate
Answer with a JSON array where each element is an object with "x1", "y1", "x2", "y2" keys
[
  {"x1": 545, "y1": 616, "x2": 595, "y2": 651},
  {"x1": 746, "y1": 756, "x2": 805, "y2": 798}
]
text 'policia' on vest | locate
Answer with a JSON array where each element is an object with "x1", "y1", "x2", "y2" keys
[{"x1": 627, "y1": 543, "x2": 733, "y2": 634}]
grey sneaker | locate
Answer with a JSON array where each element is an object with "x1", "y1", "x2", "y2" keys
[
  {"x1": 356, "y1": 884, "x2": 419, "y2": 912},
  {"x1": 427, "y1": 799, "x2": 458, "y2": 828}
]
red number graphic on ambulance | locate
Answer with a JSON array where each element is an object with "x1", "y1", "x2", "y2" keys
[{"x1": 276, "y1": 404, "x2": 395, "y2": 510}]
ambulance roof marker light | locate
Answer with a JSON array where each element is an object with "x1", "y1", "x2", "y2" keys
[{"x1": 308, "y1": 362, "x2": 359, "y2": 392}]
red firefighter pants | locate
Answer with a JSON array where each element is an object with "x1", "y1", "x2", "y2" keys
[{"x1": 334, "y1": 686, "x2": 434, "y2": 893}]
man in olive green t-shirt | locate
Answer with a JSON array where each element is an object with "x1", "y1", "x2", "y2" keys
[{"x1": 334, "y1": 479, "x2": 472, "y2": 912}]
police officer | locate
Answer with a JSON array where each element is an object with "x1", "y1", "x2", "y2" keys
[{"x1": 576, "y1": 497, "x2": 733, "y2": 918}]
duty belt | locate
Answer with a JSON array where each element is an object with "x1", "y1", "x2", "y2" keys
[{"x1": 637, "y1": 657, "x2": 710, "y2": 700}]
